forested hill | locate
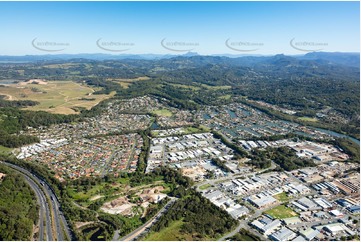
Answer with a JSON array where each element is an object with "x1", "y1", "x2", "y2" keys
[
  {"x1": 0, "y1": 53, "x2": 359, "y2": 81},
  {"x1": 299, "y1": 52, "x2": 360, "y2": 67},
  {"x1": 0, "y1": 52, "x2": 359, "y2": 67},
  {"x1": 0, "y1": 52, "x2": 359, "y2": 140}
]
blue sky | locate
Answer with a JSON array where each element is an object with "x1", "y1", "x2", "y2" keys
[{"x1": 0, "y1": 1, "x2": 359, "y2": 55}]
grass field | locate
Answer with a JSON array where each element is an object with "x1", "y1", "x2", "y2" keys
[
  {"x1": 184, "y1": 126, "x2": 202, "y2": 134},
  {"x1": 109, "y1": 76, "x2": 150, "y2": 89},
  {"x1": 0, "y1": 145, "x2": 12, "y2": 155},
  {"x1": 151, "y1": 109, "x2": 173, "y2": 117},
  {"x1": 199, "y1": 183, "x2": 212, "y2": 190},
  {"x1": 169, "y1": 83, "x2": 201, "y2": 91},
  {"x1": 199, "y1": 125, "x2": 211, "y2": 132},
  {"x1": 145, "y1": 220, "x2": 188, "y2": 241},
  {"x1": 184, "y1": 125, "x2": 211, "y2": 134},
  {"x1": 219, "y1": 94, "x2": 232, "y2": 100},
  {"x1": 273, "y1": 192, "x2": 290, "y2": 203},
  {"x1": 169, "y1": 83, "x2": 232, "y2": 91},
  {"x1": 0, "y1": 81, "x2": 114, "y2": 114},
  {"x1": 297, "y1": 117, "x2": 318, "y2": 122},
  {"x1": 199, "y1": 84, "x2": 232, "y2": 90},
  {"x1": 43, "y1": 63, "x2": 79, "y2": 69},
  {"x1": 67, "y1": 177, "x2": 165, "y2": 206},
  {"x1": 265, "y1": 205, "x2": 298, "y2": 219}
]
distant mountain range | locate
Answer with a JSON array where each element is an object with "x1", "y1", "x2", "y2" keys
[
  {"x1": 298, "y1": 52, "x2": 360, "y2": 67},
  {"x1": 0, "y1": 52, "x2": 359, "y2": 68}
]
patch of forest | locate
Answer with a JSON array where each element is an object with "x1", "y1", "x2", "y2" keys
[{"x1": 0, "y1": 164, "x2": 39, "y2": 240}]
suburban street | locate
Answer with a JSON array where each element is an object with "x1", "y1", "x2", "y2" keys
[{"x1": 2, "y1": 162, "x2": 72, "y2": 241}]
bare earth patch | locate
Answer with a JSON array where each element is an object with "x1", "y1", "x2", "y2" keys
[
  {"x1": 75, "y1": 221, "x2": 96, "y2": 229},
  {"x1": 101, "y1": 197, "x2": 136, "y2": 215},
  {"x1": 100, "y1": 186, "x2": 167, "y2": 216},
  {"x1": 20, "y1": 79, "x2": 48, "y2": 85}
]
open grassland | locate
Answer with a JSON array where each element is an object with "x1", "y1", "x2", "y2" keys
[
  {"x1": 184, "y1": 126, "x2": 202, "y2": 134},
  {"x1": 169, "y1": 83, "x2": 201, "y2": 91},
  {"x1": 0, "y1": 81, "x2": 115, "y2": 114},
  {"x1": 199, "y1": 183, "x2": 212, "y2": 190},
  {"x1": 297, "y1": 117, "x2": 319, "y2": 122},
  {"x1": 42, "y1": 63, "x2": 80, "y2": 69},
  {"x1": 0, "y1": 145, "x2": 12, "y2": 155},
  {"x1": 265, "y1": 205, "x2": 298, "y2": 219},
  {"x1": 67, "y1": 177, "x2": 165, "y2": 206},
  {"x1": 199, "y1": 125, "x2": 211, "y2": 132},
  {"x1": 67, "y1": 177, "x2": 132, "y2": 203},
  {"x1": 219, "y1": 94, "x2": 232, "y2": 100},
  {"x1": 151, "y1": 109, "x2": 173, "y2": 117},
  {"x1": 170, "y1": 83, "x2": 232, "y2": 91},
  {"x1": 144, "y1": 220, "x2": 190, "y2": 241},
  {"x1": 273, "y1": 192, "x2": 290, "y2": 203},
  {"x1": 108, "y1": 76, "x2": 150, "y2": 89},
  {"x1": 199, "y1": 83, "x2": 232, "y2": 90}
]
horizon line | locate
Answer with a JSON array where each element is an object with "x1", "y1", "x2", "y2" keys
[{"x1": 0, "y1": 51, "x2": 360, "y2": 58}]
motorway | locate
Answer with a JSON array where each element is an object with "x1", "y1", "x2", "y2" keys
[
  {"x1": 113, "y1": 197, "x2": 177, "y2": 241},
  {"x1": 22, "y1": 170, "x2": 53, "y2": 240},
  {"x1": 2, "y1": 162, "x2": 72, "y2": 241}
]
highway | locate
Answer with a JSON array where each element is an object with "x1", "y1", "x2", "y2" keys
[
  {"x1": 22, "y1": 171, "x2": 53, "y2": 240},
  {"x1": 2, "y1": 162, "x2": 72, "y2": 241}
]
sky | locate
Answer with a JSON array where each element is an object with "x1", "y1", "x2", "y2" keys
[{"x1": 0, "y1": 1, "x2": 359, "y2": 55}]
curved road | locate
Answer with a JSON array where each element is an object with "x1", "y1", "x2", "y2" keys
[
  {"x1": 22, "y1": 171, "x2": 53, "y2": 240},
  {"x1": 2, "y1": 161, "x2": 72, "y2": 241}
]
